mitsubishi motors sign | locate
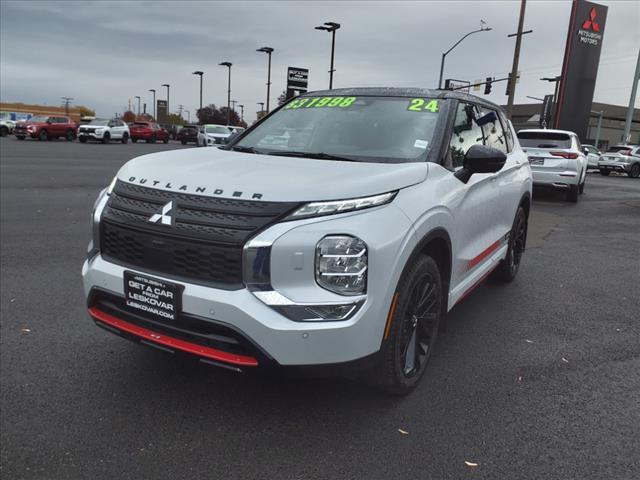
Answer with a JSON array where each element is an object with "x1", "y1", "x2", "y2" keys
[{"x1": 555, "y1": 0, "x2": 607, "y2": 139}]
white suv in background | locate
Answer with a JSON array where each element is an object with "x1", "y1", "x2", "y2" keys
[
  {"x1": 517, "y1": 129, "x2": 587, "y2": 202},
  {"x1": 78, "y1": 118, "x2": 130, "y2": 144},
  {"x1": 197, "y1": 124, "x2": 231, "y2": 146}
]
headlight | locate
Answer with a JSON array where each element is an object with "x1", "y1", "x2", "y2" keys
[
  {"x1": 289, "y1": 191, "x2": 396, "y2": 220},
  {"x1": 316, "y1": 235, "x2": 367, "y2": 295}
]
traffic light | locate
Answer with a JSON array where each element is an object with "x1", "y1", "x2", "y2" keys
[{"x1": 484, "y1": 77, "x2": 492, "y2": 95}]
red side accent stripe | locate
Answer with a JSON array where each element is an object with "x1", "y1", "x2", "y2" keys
[
  {"x1": 467, "y1": 240, "x2": 501, "y2": 270},
  {"x1": 88, "y1": 306, "x2": 259, "y2": 367},
  {"x1": 455, "y1": 264, "x2": 499, "y2": 307}
]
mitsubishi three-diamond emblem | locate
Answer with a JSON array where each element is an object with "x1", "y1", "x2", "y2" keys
[{"x1": 148, "y1": 201, "x2": 174, "y2": 225}]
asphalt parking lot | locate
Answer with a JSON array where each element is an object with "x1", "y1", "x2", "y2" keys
[{"x1": 1, "y1": 136, "x2": 639, "y2": 480}]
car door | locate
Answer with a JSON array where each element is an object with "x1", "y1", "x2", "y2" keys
[{"x1": 446, "y1": 101, "x2": 503, "y2": 295}]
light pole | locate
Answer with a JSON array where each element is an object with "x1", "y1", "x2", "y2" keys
[
  {"x1": 162, "y1": 83, "x2": 170, "y2": 117},
  {"x1": 231, "y1": 100, "x2": 237, "y2": 112},
  {"x1": 438, "y1": 22, "x2": 492, "y2": 90},
  {"x1": 257, "y1": 102, "x2": 264, "y2": 118},
  {"x1": 238, "y1": 104, "x2": 244, "y2": 123},
  {"x1": 134, "y1": 96, "x2": 141, "y2": 116},
  {"x1": 149, "y1": 89, "x2": 156, "y2": 120},
  {"x1": 219, "y1": 62, "x2": 232, "y2": 125},
  {"x1": 192, "y1": 71, "x2": 203, "y2": 112},
  {"x1": 257, "y1": 47, "x2": 274, "y2": 112},
  {"x1": 315, "y1": 22, "x2": 340, "y2": 89}
]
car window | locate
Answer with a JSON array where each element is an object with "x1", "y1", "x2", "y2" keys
[
  {"x1": 518, "y1": 132, "x2": 572, "y2": 149},
  {"x1": 448, "y1": 102, "x2": 484, "y2": 169},
  {"x1": 478, "y1": 107, "x2": 507, "y2": 154}
]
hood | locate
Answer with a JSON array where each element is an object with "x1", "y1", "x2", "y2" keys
[{"x1": 117, "y1": 147, "x2": 429, "y2": 202}]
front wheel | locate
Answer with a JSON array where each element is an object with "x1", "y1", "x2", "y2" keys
[
  {"x1": 629, "y1": 164, "x2": 640, "y2": 178},
  {"x1": 101, "y1": 132, "x2": 110, "y2": 144},
  {"x1": 163, "y1": 136, "x2": 169, "y2": 144},
  {"x1": 121, "y1": 133, "x2": 129, "y2": 144},
  {"x1": 599, "y1": 169, "x2": 610, "y2": 176},
  {"x1": 38, "y1": 130, "x2": 48, "y2": 141},
  {"x1": 369, "y1": 255, "x2": 442, "y2": 395},
  {"x1": 65, "y1": 129, "x2": 75, "y2": 142},
  {"x1": 493, "y1": 206, "x2": 527, "y2": 283},
  {"x1": 566, "y1": 186, "x2": 579, "y2": 203}
]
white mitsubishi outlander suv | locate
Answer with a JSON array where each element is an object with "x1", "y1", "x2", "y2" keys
[{"x1": 83, "y1": 88, "x2": 532, "y2": 394}]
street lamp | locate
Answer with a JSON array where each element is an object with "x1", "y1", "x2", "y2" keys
[
  {"x1": 238, "y1": 104, "x2": 244, "y2": 123},
  {"x1": 162, "y1": 83, "x2": 170, "y2": 117},
  {"x1": 315, "y1": 22, "x2": 340, "y2": 89},
  {"x1": 148, "y1": 89, "x2": 156, "y2": 120},
  {"x1": 192, "y1": 71, "x2": 203, "y2": 112},
  {"x1": 256, "y1": 46, "x2": 274, "y2": 112},
  {"x1": 438, "y1": 22, "x2": 492, "y2": 90},
  {"x1": 257, "y1": 102, "x2": 264, "y2": 117},
  {"x1": 219, "y1": 62, "x2": 232, "y2": 125},
  {"x1": 134, "y1": 96, "x2": 141, "y2": 116}
]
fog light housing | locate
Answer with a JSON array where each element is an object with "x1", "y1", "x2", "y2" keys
[{"x1": 316, "y1": 235, "x2": 367, "y2": 296}]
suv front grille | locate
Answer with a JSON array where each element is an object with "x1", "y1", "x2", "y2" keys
[{"x1": 100, "y1": 180, "x2": 300, "y2": 289}]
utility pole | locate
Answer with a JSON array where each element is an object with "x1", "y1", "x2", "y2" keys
[
  {"x1": 61, "y1": 97, "x2": 73, "y2": 116},
  {"x1": 506, "y1": 0, "x2": 532, "y2": 119},
  {"x1": 178, "y1": 104, "x2": 184, "y2": 118},
  {"x1": 162, "y1": 84, "x2": 170, "y2": 115},
  {"x1": 135, "y1": 96, "x2": 141, "y2": 116},
  {"x1": 622, "y1": 48, "x2": 640, "y2": 144},
  {"x1": 219, "y1": 62, "x2": 232, "y2": 125},
  {"x1": 149, "y1": 89, "x2": 156, "y2": 120}
]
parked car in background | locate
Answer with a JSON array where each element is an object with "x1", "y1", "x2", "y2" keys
[
  {"x1": 78, "y1": 118, "x2": 130, "y2": 144},
  {"x1": 160, "y1": 124, "x2": 180, "y2": 140},
  {"x1": 517, "y1": 129, "x2": 587, "y2": 202},
  {"x1": 582, "y1": 144, "x2": 601, "y2": 170},
  {"x1": 178, "y1": 125, "x2": 199, "y2": 145},
  {"x1": 197, "y1": 124, "x2": 231, "y2": 146},
  {"x1": 13, "y1": 115, "x2": 77, "y2": 141},
  {"x1": 0, "y1": 119, "x2": 15, "y2": 137},
  {"x1": 228, "y1": 126, "x2": 245, "y2": 135},
  {"x1": 130, "y1": 122, "x2": 169, "y2": 144},
  {"x1": 598, "y1": 145, "x2": 640, "y2": 178}
]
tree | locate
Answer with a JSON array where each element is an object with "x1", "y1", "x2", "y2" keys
[
  {"x1": 122, "y1": 111, "x2": 136, "y2": 123},
  {"x1": 166, "y1": 113, "x2": 186, "y2": 125},
  {"x1": 196, "y1": 105, "x2": 242, "y2": 126},
  {"x1": 78, "y1": 105, "x2": 95, "y2": 117},
  {"x1": 277, "y1": 90, "x2": 288, "y2": 106}
]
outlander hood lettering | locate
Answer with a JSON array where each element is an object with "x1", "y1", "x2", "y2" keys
[
  {"x1": 148, "y1": 201, "x2": 174, "y2": 225},
  {"x1": 127, "y1": 177, "x2": 263, "y2": 199}
]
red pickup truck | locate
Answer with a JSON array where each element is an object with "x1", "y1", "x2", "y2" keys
[
  {"x1": 14, "y1": 116, "x2": 77, "y2": 141},
  {"x1": 130, "y1": 122, "x2": 169, "y2": 143}
]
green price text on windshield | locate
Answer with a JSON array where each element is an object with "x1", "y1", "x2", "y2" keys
[
  {"x1": 284, "y1": 96, "x2": 357, "y2": 110},
  {"x1": 407, "y1": 98, "x2": 439, "y2": 113}
]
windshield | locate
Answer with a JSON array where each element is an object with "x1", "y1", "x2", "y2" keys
[
  {"x1": 206, "y1": 125, "x2": 230, "y2": 134},
  {"x1": 133, "y1": 122, "x2": 149, "y2": 127},
  {"x1": 28, "y1": 116, "x2": 49, "y2": 123},
  {"x1": 607, "y1": 146, "x2": 632, "y2": 153},
  {"x1": 518, "y1": 132, "x2": 572, "y2": 149},
  {"x1": 233, "y1": 95, "x2": 444, "y2": 163},
  {"x1": 89, "y1": 119, "x2": 109, "y2": 126}
]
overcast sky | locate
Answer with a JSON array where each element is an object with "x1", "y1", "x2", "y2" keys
[{"x1": 1, "y1": 0, "x2": 638, "y2": 121}]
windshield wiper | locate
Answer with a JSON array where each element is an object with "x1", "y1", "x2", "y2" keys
[
  {"x1": 266, "y1": 151, "x2": 359, "y2": 162},
  {"x1": 229, "y1": 145, "x2": 259, "y2": 153}
]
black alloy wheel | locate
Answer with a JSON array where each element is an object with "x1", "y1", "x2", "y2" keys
[
  {"x1": 38, "y1": 130, "x2": 48, "y2": 141},
  {"x1": 494, "y1": 206, "x2": 527, "y2": 283},
  {"x1": 371, "y1": 255, "x2": 442, "y2": 395},
  {"x1": 629, "y1": 164, "x2": 640, "y2": 178},
  {"x1": 65, "y1": 129, "x2": 75, "y2": 142},
  {"x1": 0, "y1": 126, "x2": 8, "y2": 137}
]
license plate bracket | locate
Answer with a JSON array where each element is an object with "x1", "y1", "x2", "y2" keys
[{"x1": 124, "y1": 271, "x2": 183, "y2": 321}]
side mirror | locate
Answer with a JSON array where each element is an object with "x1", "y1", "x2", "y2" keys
[
  {"x1": 582, "y1": 147, "x2": 589, "y2": 155},
  {"x1": 455, "y1": 145, "x2": 507, "y2": 183}
]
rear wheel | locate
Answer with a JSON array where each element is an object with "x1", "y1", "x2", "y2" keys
[
  {"x1": 599, "y1": 169, "x2": 610, "y2": 176},
  {"x1": 369, "y1": 255, "x2": 442, "y2": 395},
  {"x1": 629, "y1": 164, "x2": 640, "y2": 178},
  {"x1": 16, "y1": 136, "x2": 25, "y2": 140},
  {"x1": 121, "y1": 133, "x2": 129, "y2": 144},
  {"x1": 65, "y1": 129, "x2": 75, "y2": 141},
  {"x1": 38, "y1": 130, "x2": 48, "y2": 141},
  {"x1": 493, "y1": 206, "x2": 527, "y2": 283},
  {"x1": 0, "y1": 126, "x2": 8, "y2": 137}
]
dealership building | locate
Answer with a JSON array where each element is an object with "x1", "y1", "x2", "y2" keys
[
  {"x1": 508, "y1": 102, "x2": 640, "y2": 150},
  {"x1": 0, "y1": 102, "x2": 83, "y2": 123}
]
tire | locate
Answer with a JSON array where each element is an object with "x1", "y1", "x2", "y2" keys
[
  {"x1": 629, "y1": 163, "x2": 640, "y2": 178},
  {"x1": 0, "y1": 126, "x2": 8, "y2": 137},
  {"x1": 16, "y1": 136, "x2": 25, "y2": 140},
  {"x1": 368, "y1": 255, "x2": 443, "y2": 395},
  {"x1": 579, "y1": 176, "x2": 585, "y2": 194},
  {"x1": 599, "y1": 169, "x2": 610, "y2": 176},
  {"x1": 79, "y1": 137, "x2": 87, "y2": 143},
  {"x1": 566, "y1": 186, "x2": 579, "y2": 203},
  {"x1": 101, "y1": 132, "x2": 110, "y2": 144},
  {"x1": 65, "y1": 129, "x2": 75, "y2": 142},
  {"x1": 38, "y1": 130, "x2": 48, "y2": 141},
  {"x1": 132, "y1": 138, "x2": 138, "y2": 143},
  {"x1": 493, "y1": 206, "x2": 527, "y2": 283},
  {"x1": 121, "y1": 133, "x2": 129, "y2": 144},
  {"x1": 163, "y1": 137, "x2": 169, "y2": 144},
  {"x1": 151, "y1": 135, "x2": 157, "y2": 143}
]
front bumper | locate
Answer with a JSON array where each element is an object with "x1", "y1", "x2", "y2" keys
[
  {"x1": 78, "y1": 131, "x2": 105, "y2": 140},
  {"x1": 83, "y1": 202, "x2": 414, "y2": 368},
  {"x1": 598, "y1": 162, "x2": 630, "y2": 173}
]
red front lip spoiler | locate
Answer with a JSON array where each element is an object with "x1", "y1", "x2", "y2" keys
[{"x1": 88, "y1": 306, "x2": 258, "y2": 367}]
